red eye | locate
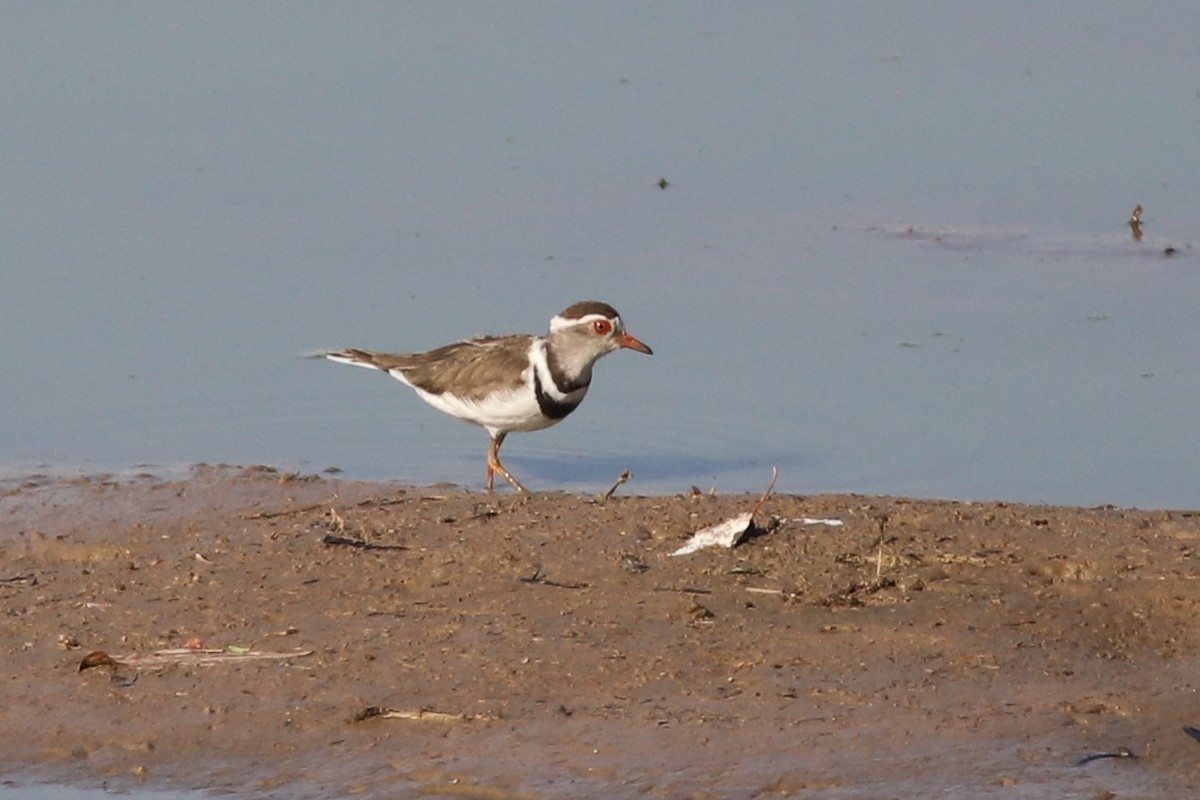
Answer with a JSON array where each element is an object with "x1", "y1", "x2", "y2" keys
[{"x1": 592, "y1": 319, "x2": 612, "y2": 335}]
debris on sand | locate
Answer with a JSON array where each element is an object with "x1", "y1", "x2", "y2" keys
[
  {"x1": 322, "y1": 533, "x2": 408, "y2": 551},
  {"x1": 671, "y1": 511, "x2": 757, "y2": 556},
  {"x1": 671, "y1": 469, "x2": 776, "y2": 556},
  {"x1": 78, "y1": 650, "x2": 120, "y2": 672},
  {"x1": 79, "y1": 647, "x2": 313, "y2": 673},
  {"x1": 671, "y1": 469, "x2": 844, "y2": 556},
  {"x1": 353, "y1": 705, "x2": 494, "y2": 724},
  {"x1": 1075, "y1": 745, "x2": 1137, "y2": 766},
  {"x1": 597, "y1": 469, "x2": 632, "y2": 502},
  {"x1": 783, "y1": 516, "x2": 844, "y2": 528}
]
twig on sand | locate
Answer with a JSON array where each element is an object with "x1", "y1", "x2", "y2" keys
[
  {"x1": 598, "y1": 470, "x2": 632, "y2": 502},
  {"x1": 520, "y1": 567, "x2": 589, "y2": 590},
  {"x1": 653, "y1": 586, "x2": 712, "y2": 595},
  {"x1": 79, "y1": 647, "x2": 314, "y2": 673},
  {"x1": 240, "y1": 503, "x2": 326, "y2": 520},
  {"x1": 821, "y1": 577, "x2": 898, "y2": 607},
  {"x1": 322, "y1": 533, "x2": 408, "y2": 551},
  {"x1": 356, "y1": 496, "x2": 408, "y2": 508},
  {"x1": 1076, "y1": 746, "x2": 1137, "y2": 766},
  {"x1": 353, "y1": 705, "x2": 493, "y2": 724}
]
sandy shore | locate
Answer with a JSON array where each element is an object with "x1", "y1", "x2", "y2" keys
[{"x1": 3, "y1": 465, "x2": 1200, "y2": 798}]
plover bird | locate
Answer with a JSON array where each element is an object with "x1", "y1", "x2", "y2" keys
[{"x1": 319, "y1": 301, "x2": 652, "y2": 494}]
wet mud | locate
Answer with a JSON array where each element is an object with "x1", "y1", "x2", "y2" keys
[{"x1": 3, "y1": 466, "x2": 1200, "y2": 797}]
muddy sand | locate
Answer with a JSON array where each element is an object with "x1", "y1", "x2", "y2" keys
[{"x1": 3, "y1": 465, "x2": 1200, "y2": 798}]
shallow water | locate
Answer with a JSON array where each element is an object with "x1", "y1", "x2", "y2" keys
[
  {"x1": 0, "y1": 782, "x2": 208, "y2": 800},
  {"x1": 1, "y1": 735, "x2": 1182, "y2": 800},
  {"x1": 3, "y1": 4, "x2": 1198, "y2": 507}
]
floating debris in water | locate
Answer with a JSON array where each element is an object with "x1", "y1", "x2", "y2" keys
[{"x1": 1129, "y1": 204, "x2": 1144, "y2": 241}]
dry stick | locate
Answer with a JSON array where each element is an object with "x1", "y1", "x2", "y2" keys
[
  {"x1": 751, "y1": 467, "x2": 779, "y2": 518},
  {"x1": 322, "y1": 534, "x2": 408, "y2": 551},
  {"x1": 357, "y1": 497, "x2": 409, "y2": 508},
  {"x1": 1076, "y1": 746, "x2": 1137, "y2": 766},
  {"x1": 869, "y1": 516, "x2": 894, "y2": 581},
  {"x1": 81, "y1": 648, "x2": 314, "y2": 672},
  {"x1": 520, "y1": 567, "x2": 589, "y2": 590},
  {"x1": 242, "y1": 493, "x2": 408, "y2": 519},
  {"x1": 353, "y1": 706, "x2": 492, "y2": 723},
  {"x1": 602, "y1": 470, "x2": 632, "y2": 501},
  {"x1": 241, "y1": 502, "x2": 326, "y2": 520}
]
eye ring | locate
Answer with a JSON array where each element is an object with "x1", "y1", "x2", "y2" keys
[{"x1": 592, "y1": 319, "x2": 612, "y2": 335}]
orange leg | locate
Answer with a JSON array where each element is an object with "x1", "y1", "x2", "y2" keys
[{"x1": 486, "y1": 432, "x2": 528, "y2": 495}]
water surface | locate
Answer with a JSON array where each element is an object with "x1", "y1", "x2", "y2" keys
[{"x1": 3, "y1": 3, "x2": 1197, "y2": 507}]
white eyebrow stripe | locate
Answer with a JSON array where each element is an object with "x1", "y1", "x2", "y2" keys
[{"x1": 548, "y1": 313, "x2": 618, "y2": 332}]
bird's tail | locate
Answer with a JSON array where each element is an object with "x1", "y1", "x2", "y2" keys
[{"x1": 307, "y1": 348, "x2": 385, "y2": 371}]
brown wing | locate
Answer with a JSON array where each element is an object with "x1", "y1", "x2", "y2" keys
[{"x1": 345, "y1": 335, "x2": 535, "y2": 401}]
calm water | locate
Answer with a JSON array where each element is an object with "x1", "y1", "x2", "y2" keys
[{"x1": 3, "y1": 3, "x2": 1198, "y2": 507}]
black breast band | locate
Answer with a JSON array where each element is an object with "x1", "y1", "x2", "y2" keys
[{"x1": 534, "y1": 371, "x2": 581, "y2": 420}]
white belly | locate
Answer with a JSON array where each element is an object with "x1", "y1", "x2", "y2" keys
[{"x1": 411, "y1": 384, "x2": 585, "y2": 435}]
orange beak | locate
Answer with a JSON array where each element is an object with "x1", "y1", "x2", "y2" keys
[{"x1": 619, "y1": 333, "x2": 653, "y2": 355}]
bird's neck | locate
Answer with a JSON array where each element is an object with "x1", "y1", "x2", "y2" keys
[{"x1": 535, "y1": 337, "x2": 593, "y2": 394}]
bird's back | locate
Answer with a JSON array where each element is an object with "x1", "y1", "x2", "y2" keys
[{"x1": 325, "y1": 335, "x2": 536, "y2": 402}]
